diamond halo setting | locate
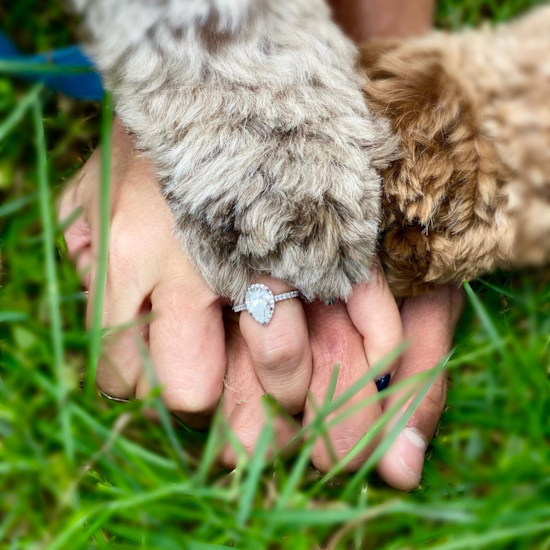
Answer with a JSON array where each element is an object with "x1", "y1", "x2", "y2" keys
[{"x1": 245, "y1": 284, "x2": 275, "y2": 325}]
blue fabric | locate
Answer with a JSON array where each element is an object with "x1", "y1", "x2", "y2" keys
[{"x1": 0, "y1": 32, "x2": 104, "y2": 101}]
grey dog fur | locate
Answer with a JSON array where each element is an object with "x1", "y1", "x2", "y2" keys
[{"x1": 71, "y1": 0, "x2": 397, "y2": 302}]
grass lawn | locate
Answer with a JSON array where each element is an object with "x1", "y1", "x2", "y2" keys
[{"x1": 0, "y1": 1, "x2": 549, "y2": 548}]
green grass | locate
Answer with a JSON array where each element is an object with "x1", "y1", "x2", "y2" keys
[
  {"x1": 435, "y1": 0, "x2": 547, "y2": 27},
  {"x1": 1, "y1": 1, "x2": 549, "y2": 548}
]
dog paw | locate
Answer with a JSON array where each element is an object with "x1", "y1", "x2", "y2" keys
[
  {"x1": 166, "y1": 85, "x2": 397, "y2": 302},
  {"x1": 361, "y1": 36, "x2": 512, "y2": 296},
  {"x1": 360, "y1": 6, "x2": 550, "y2": 296}
]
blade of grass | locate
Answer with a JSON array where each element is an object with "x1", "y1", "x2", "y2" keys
[
  {"x1": 0, "y1": 505, "x2": 19, "y2": 541},
  {"x1": 56, "y1": 205, "x2": 83, "y2": 234},
  {"x1": 312, "y1": 341, "x2": 408, "y2": 422},
  {"x1": 22, "y1": 205, "x2": 85, "y2": 244},
  {"x1": 325, "y1": 370, "x2": 431, "y2": 429},
  {"x1": 48, "y1": 483, "x2": 198, "y2": 550},
  {"x1": 32, "y1": 97, "x2": 72, "y2": 462},
  {"x1": 278, "y1": 341, "x2": 409, "y2": 455},
  {"x1": 215, "y1": 414, "x2": 248, "y2": 478},
  {"x1": 69, "y1": 403, "x2": 177, "y2": 471},
  {"x1": 87, "y1": 91, "x2": 113, "y2": 394},
  {"x1": 427, "y1": 521, "x2": 550, "y2": 550},
  {"x1": 196, "y1": 403, "x2": 226, "y2": 484},
  {"x1": 0, "y1": 83, "x2": 42, "y2": 141},
  {"x1": 258, "y1": 497, "x2": 472, "y2": 528},
  {"x1": 0, "y1": 61, "x2": 94, "y2": 75},
  {"x1": 316, "y1": 387, "x2": 415, "y2": 488},
  {"x1": 354, "y1": 484, "x2": 368, "y2": 550},
  {"x1": 327, "y1": 501, "x2": 472, "y2": 550},
  {"x1": 276, "y1": 365, "x2": 340, "y2": 510},
  {"x1": 0, "y1": 312, "x2": 27, "y2": 323},
  {"x1": 342, "y1": 351, "x2": 453, "y2": 498},
  {"x1": 464, "y1": 281, "x2": 506, "y2": 355},
  {"x1": 187, "y1": 542, "x2": 235, "y2": 550},
  {"x1": 307, "y1": 364, "x2": 340, "y2": 465},
  {"x1": 0, "y1": 193, "x2": 37, "y2": 217},
  {"x1": 237, "y1": 403, "x2": 273, "y2": 525},
  {"x1": 100, "y1": 312, "x2": 154, "y2": 340},
  {"x1": 477, "y1": 278, "x2": 518, "y2": 300}
]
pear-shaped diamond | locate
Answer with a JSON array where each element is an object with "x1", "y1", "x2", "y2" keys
[{"x1": 245, "y1": 284, "x2": 275, "y2": 325}]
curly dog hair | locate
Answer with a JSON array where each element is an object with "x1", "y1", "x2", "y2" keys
[{"x1": 361, "y1": 6, "x2": 550, "y2": 296}]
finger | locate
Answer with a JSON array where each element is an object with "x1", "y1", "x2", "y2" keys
[
  {"x1": 135, "y1": 264, "x2": 227, "y2": 422},
  {"x1": 303, "y1": 301, "x2": 382, "y2": 473},
  {"x1": 71, "y1": 148, "x2": 151, "y2": 398},
  {"x1": 66, "y1": 213, "x2": 94, "y2": 290},
  {"x1": 376, "y1": 285, "x2": 465, "y2": 491},
  {"x1": 58, "y1": 118, "x2": 136, "y2": 269},
  {"x1": 87, "y1": 252, "x2": 152, "y2": 400},
  {"x1": 60, "y1": 118, "x2": 139, "y2": 273},
  {"x1": 239, "y1": 278, "x2": 312, "y2": 415},
  {"x1": 219, "y1": 310, "x2": 297, "y2": 468},
  {"x1": 87, "y1": 188, "x2": 165, "y2": 400},
  {"x1": 346, "y1": 258, "x2": 404, "y2": 380},
  {"x1": 58, "y1": 148, "x2": 98, "y2": 224},
  {"x1": 66, "y1": 200, "x2": 146, "y2": 401},
  {"x1": 58, "y1": 162, "x2": 97, "y2": 289}
]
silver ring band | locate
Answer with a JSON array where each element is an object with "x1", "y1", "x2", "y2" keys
[
  {"x1": 232, "y1": 284, "x2": 300, "y2": 325},
  {"x1": 98, "y1": 388, "x2": 130, "y2": 403}
]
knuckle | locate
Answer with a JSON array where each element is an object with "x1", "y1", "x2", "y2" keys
[
  {"x1": 161, "y1": 382, "x2": 222, "y2": 415},
  {"x1": 311, "y1": 431, "x2": 370, "y2": 474},
  {"x1": 156, "y1": 283, "x2": 219, "y2": 315},
  {"x1": 109, "y1": 226, "x2": 137, "y2": 264},
  {"x1": 218, "y1": 447, "x2": 238, "y2": 470},
  {"x1": 108, "y1": 226, "x2": 144, "y2": 282},
  {"x1": 254, "y1": 332, "x2": 304, "y2": 371},
  {"x1": 422, "y1": 377, "x2": 447, "y2": 416}
]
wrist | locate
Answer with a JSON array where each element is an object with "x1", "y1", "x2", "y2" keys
[{"x1": 328, "y1": 0, "x2": 434, "y2": 43}]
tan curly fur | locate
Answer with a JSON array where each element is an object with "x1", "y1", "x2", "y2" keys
[{"x1": 361, "y1": 6, "x2": 550, "y2": 296}]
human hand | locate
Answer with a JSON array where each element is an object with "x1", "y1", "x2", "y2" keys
[
  {"x1": 59, "y1": 120, "x2": 315, "y2": 426},
  {"x1": 376, "y1": 284, "x2": 464, "y2": 490},
  {"x1": 60, "y1": 122, "x2": 464, "y2": 491},
  {"x1": 57, "y1": 122, "x2": 396, "y2": 471},
  {"x1": 58, "y1": 122, "x2": 398, "y2": 455},
  {"x1": 57, "y1": 121, "x2": 399, "y2": 436},
  {"x1": 220, "y1": 262, "x2": 464, "y2": 491}
]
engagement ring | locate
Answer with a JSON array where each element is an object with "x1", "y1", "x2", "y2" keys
[{"x1": 233, "y1": 284, "x2": 300, "y2": 326}]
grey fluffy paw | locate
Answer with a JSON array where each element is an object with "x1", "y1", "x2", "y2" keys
[{"x1": 170, "y1": 110, "x2": 395, "y2": 302}]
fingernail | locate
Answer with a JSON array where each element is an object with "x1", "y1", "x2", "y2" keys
[
  {"x1": 402, "y1": 427, "x2": 427, "y2": 451},
  {"x1": 390, "y1": 428, "x2": 427, "y2": 489},
  {"x1": 375, "y1": 374, "x2": 391, "y2": 392}
]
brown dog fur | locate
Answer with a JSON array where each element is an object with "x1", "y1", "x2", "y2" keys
[{"x1": 360, "y1": 6, "x2": 550, "y2": 296}]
